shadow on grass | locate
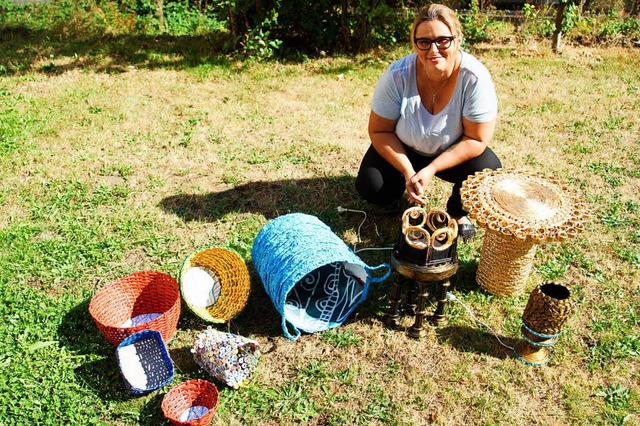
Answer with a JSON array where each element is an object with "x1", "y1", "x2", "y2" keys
[
  {"x1": 159, "y1": 176, "x2": 365, "y2": 223},
  {"x1": 0, "y1": 27, "x2": 234, "y2": 75},
  {"x1": 450, "y1": 257, "x2": 480, "y2": 293},
  {"x1": 139, "y1": 392, "x2": 169, "y2": 425},
  {"x1": 57, "y1": 298, "x2": 133, "y2": 401},
  {"x1": 160, "y1": 175, "x2": 402, "y2": 338},
  {"x1": 0, "y1": 26, "x2": 375, "y2": 76},
  {"x1": 435, "y1": 324, "x2": 518, "y2": 360}
]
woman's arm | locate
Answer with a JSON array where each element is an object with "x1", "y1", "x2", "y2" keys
[
  {"x1": 407, "y1": 118, "x2": 496, "y2": 201},
  {"x1": 368, "y1": 110, "x2": 417, "y2": 182}
]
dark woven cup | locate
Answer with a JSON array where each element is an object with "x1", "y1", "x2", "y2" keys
[
  {"x1": 522, "y1": 283, "x2": 573, "y2": 335},
  {"x1": 162, "y1": 380, "x2": 219, "y2": 426}
]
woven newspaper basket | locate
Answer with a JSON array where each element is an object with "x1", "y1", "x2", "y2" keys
[
  {"x1": 162, "y1": 380, "x2": 219, "y2": 426},
  {"x1": 116, "y1": 329, "x2": 174, "y2": 395},
  {"x1": 522, "y1": 282, "x2": 574, "y2": 335},
  {"x1": 89, "y1": 271, "x2": 181, "y2": 345},
  {"x1": 515, "y1": 282, "x2": 574, "y2": 365},
  {"x1": 252, "y1": 213, "x2": 392, "y2": 341},
  {"x1": 192, "y1": 327, "x2": 261, "y2": 389},
  {"x1": 179, "y1": 247, "x2": 251, "y2": 323},
  {"x1": 460, "y1": 168, "x2": 588, "y2": 296}
]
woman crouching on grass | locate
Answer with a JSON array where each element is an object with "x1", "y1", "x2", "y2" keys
[{"x1": 355, "y1": 3, "x2": 502, "y2": 242}]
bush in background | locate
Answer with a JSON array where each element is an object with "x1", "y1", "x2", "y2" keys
[{"x1": 1, "y1": 0, "x2": 638, "y2": 57}]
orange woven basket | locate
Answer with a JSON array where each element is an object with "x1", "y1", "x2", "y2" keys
[
  {"x1": 162, "y1": 380, "x2": 219, "y2": 426},
  {"x1": 89, "y1": 271, "x2": 181, "y2": 346}
]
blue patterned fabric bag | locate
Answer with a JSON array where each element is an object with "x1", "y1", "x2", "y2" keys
[{"x1": 252, "y1": 213, "x2": 391, "y2": 340}]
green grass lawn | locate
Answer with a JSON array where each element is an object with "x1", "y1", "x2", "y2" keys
[{"x1": 1, "y1": 34, "x2": 639, "y2": 425}]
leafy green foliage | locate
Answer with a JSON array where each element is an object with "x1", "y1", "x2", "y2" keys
[
  {"x1": 460, "y1": 0, "x2": 492, "y2": 44},
  {"x1": 2, "y1": 0, "x2": 640, "y2": 54}
]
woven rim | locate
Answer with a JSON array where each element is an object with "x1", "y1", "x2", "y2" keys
[
  {"x1": 476, "y1": 229, "x2": 538, "y2": 296},
  {"x1": 162, "y1": 379, "x2": 219, "y2": 426},
  {"x1": 460, "y1": 168, "x2": 589, "y2": 242},
  {"x1": 88, "y1": 271, "x2": 181, "y2": 346},
  {"x1": 179, "y1": 247, "x2": 251, "y2": 323}
]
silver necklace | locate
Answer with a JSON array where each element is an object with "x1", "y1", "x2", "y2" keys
[
  {"x1": 425, "y1": 73, "x2": 451, "y2": 109},
  {"x1": 424, "y1": 54, "x2": 458, "y2": 110}
]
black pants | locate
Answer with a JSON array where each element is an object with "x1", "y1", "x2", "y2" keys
[{"x1": 355, "y1": 144, "x2": 502, "y2": 217}]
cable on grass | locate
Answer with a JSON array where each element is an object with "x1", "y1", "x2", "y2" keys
[
  {"x1": 446, "y1": 292, "x2": 515, "y2": 351},
  {"x1": 337, "y1": 206, "x2": 393, "y2": 254}
]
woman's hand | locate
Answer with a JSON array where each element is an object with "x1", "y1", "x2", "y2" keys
[{"x1": 406, "y1": 166, "x2": 436, "y2": 205}]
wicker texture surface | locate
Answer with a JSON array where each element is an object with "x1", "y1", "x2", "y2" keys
[
  {"x1": 460, "y1": 168, "x2": 588, "y2": 243},
  {"x1": 460, "y1": 168, "x2": 588, "y2": 297},
  {"x1": 252, "y1": 213, "x2": 391, "y2": 341},
  {"x1": 89, "y1": 271, "x2": 181, "y2": 345},
  {"x1": 162, "y1": 379, "x2": 219, "y2": 426},
  {"x1": 514, "y1": 340, "x2": 552, "y2": 366},
  {"x1": 476, "y1": 229, "x2": 538, "y2": 296},
  {"x1": 116, "y1": 329, "x2": 174, "y2": 395},
  {"x1": 179, "y1": 247, "x2": 250, "y2": 323},
  {"x1": 523, "y1": 283, "x2": 574, "y2": 335}
]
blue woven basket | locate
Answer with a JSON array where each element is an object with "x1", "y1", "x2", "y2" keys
[
  {"x1": 252, "y1": 213, "x2": 391, "y2": 340},
  {"x1": 116, "y1": 329, "x2": 175, "y2": 395}
]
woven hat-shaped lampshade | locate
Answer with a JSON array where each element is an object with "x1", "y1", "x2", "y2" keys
[
  {"x1": 89, "y1": 271, "x2": 181, "y2": 345},
  {"x1": 460, "y1": 168, "x2": 588, "y2": 296},
  {"x1": 162, "y1": 379, "x2": 219, "y2": 426},
  {"x1": 460, "y1": 168, "x2": 588, "y2": 243},
  {"x1": 522, "y1": 283, "x2": 574, "y2": 335},
  {"x1": 179, "y1": 247, "x2": 250, "y2": 323}
]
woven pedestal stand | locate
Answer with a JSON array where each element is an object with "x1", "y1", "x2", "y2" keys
[
  {"x1": 476, "y1": 229, "x2": 537, "y2": 296},
  {"x1": 515, "y1": 283, "x2": 574, "y2": 366},
  {"x1": 384, "y1": 206, "x2": 459, "y2": 337},
  {"x1": 461, "y1": 168, "x2": 588, "y2": 297}
]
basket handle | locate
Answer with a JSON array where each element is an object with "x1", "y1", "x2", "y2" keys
[
  {"x1": 367, "y1": 263, "x2": 392, "y2": 283},
  {"x1": 282, "y1": 318, "x2": 301, "y2": 341}
]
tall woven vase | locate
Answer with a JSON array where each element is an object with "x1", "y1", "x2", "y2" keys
[
  {"x1": 515, "y1": 282, "x2": 574, "y2": 366},
  {"x1": 476, "y1": 229, "x2": 537, "y2": 297}
]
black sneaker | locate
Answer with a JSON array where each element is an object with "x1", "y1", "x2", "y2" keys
[{"x1": 458, "y1": 223, "x2": 476, "y2": 243}]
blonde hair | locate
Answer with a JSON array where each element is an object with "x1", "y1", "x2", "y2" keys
[{"x1": 410, "y1": 4, "x2": 462, "y2": 45}]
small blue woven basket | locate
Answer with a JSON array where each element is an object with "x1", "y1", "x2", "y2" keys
[
  {"x1": 116, "y1": 329, "x2": 175, "y2": 395},
  {"x1": 252, "y1": 213, "x2": 391, "y2": 341}
]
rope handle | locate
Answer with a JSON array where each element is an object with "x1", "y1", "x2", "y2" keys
[
  {"x1": 367, "y1": 263, "x2": 392, "y2": 283},
  {"x1": 282, "y1": 318, "x2": 301, "y2": 341}
]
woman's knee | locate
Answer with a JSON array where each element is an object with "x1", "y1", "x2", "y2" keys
[
  {"x1": 479, "y1": 147, "x2": 502, "y2": 170},
  {"x1": 356, "y1": 167, "x2": 383, "y2": 203},
  {"x1": 355, "y1": 166, "x2": 402, "y2": 206}
]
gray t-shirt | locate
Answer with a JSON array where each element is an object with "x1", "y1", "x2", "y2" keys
[{"x1": 371, "y1": 51, "x2": 497, "y2": 156}]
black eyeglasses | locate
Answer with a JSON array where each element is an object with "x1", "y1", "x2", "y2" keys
[{"x1": 413, "y1": 36, "x2": 456, "y2": 51}]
